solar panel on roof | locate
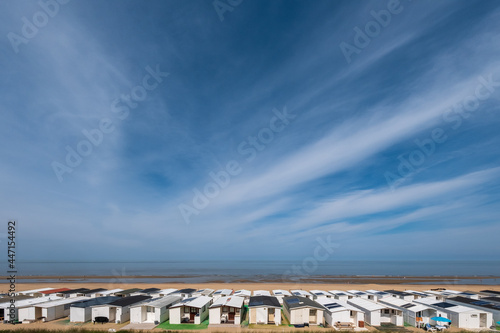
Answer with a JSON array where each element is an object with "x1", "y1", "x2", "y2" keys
[
  {"x1": 327, "y1": 304, "x2": 342, "y2": 309},
  {"x1": 337, "y1": 293, "x2": 346, "y2": 296},
  {"x1": 316, "y1": 292, "x2": 324, "y2": 295},
  {"x1": 434, "y1": 302, "x2": 455, "y2": 309},
  {"x1": 355, "y1": 292, "x2": 364, "y2": 295},
  {"x1": 472, "y1": 300, "x2": 490, "y2": 306},
  {"x1": 287, "y1": 298, "x2": 300, "y2": 304},
  {"x1": 401, "y1": 303, "x2": 415, "y2": 308},
  {"x1": 182, "y1": 297, "x2": 195, "y2": 303},
  {"x1": 292, "y1": 292, "x2": 300, "y2": 296}
]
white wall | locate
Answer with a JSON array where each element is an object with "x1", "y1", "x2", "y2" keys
[
  {"x1": 130, "y1": 307, "x2": 144, "y2": 323},
  {"x1": 70, "y1": 307, "x2": 86, "y2": 322},
  {"x1": 366, "y1": 310, "x2": 380, "y2": 326},
  {"x1": 92, "y1": 306, "x2": 114, "y2": 322},
  {"x1": 169, "y1": 307, "x2": 181, "y2": 324},
  {"x1": 18, "y1": 307, "x2": 37, "y2": 322},
  {"x1": 209, "y1": 307, "x2": 221, "y2": 324}
]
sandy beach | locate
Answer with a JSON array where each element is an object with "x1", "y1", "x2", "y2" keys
[{"x1": 2, "y1": 281, "x2": 499, "y2": 294}]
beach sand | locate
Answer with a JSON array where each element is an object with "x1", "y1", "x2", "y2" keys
[{"x1": 1, "y1": 281, "x2": 498, "y2": 293}]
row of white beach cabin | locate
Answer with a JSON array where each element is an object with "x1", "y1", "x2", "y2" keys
[{"x1": 7, "y1": 286, "x2": 499, "y2": 329}]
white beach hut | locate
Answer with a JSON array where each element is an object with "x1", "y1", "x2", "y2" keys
[
  {"x1": 379, "y1": 296, "x2": 436, "y2": 327},
  {"x1": 310, "y1": 290, "x2": 334, "y2": 300},
  {"x1": 283, "y1": 296, "x2": 325, "y2": 326},
  {"x1": 69, "y1": 296, "x2": 119, "y2": 322},
  {"x1": 91, "y1": 295, "x2": 152, "y2": 323},
  {"x1": 316, "y1": 298, "x2": 365, "y2": 328},
  {"x1": 248, "y1": 296, "x2": 282, "y2": 325},
  {"x1": 347, "y1": 297, "x2": 403, "y2": 326},
  {"x1": 209, "y1": 295, "x2": 244, "y2": 325},
  {"x1": 414, "y1": 297, "x2": 492, "y2": 329},
  {"x1": 272, "y1": 289, "x2": 292, "y2": 305},
  {"x1": 130, "y1": 295, "x2": 182, "y2": 324},
  {"x1": 290, "y1": 290, "x2": 313, "y2": 299},
  {"x1": 169, "y1": 296, "x2": 212, "y2": 324},
  {"x1": 329, "y1": 290, "x2": 355, "y2": 301}
]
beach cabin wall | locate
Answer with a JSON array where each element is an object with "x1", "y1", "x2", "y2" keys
[
  {"x1": 42, "y1": 304, "x2": 67, "y2": 321},
  {"x1": 380, "y1": 308, "x2": 403, "y2": 326},
  {"x1": 18, "y1": 307, "x2": 42, "y2": 322},
  {"x1": 249, "y1": 307, "x2": 281, "y2": 325},
  {"x1": 286, "y1": 307, "x2": 324, "y2": 325},
  {"x1": 365, "y1": 309, "x2": 381, "y2": 326},
  {"x1": 92, "y1": 306, "x2": 115, "y2": 322},
  {"x1": 209, "y1": 306, "x2": 242, "y2": 325},
  {"x1": 170, "y1": 305, "x2": 209, "y2": 325},
  {"x1": 130, "y1": 304, "x2": 169, "y2": 324},
  {"x1": 325, "y1": 309, "x2": 364, "y2": 327},
  {"x1": 70, "y1": 307, "x2": 89, "y2": 323}
]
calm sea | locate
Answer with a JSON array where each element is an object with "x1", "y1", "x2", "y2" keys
[{"x1": 7, "y1": 260, "x2": 500, "y2": 285}]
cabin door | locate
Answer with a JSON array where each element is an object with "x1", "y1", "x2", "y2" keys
[
  {"x1": 190, "y1": 308, "x2": 196, "y2": 321},
  {"x1": 228, "y1": 309, "x2": 235, "y2": 321},
  {"x1": 268, "y1": 308, "x2": 275, "y2": 323},
  {"x1": 480, "y1": 313, "x2": 487, "y2": 327}
]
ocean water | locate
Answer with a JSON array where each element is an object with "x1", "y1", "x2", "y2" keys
[{"x1": 9, "y1": 260, "x2": 500, "y2": 284}]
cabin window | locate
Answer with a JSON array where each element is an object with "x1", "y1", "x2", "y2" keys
[
  {"x1": 184, "y1": 307, "x2": 189, "y2": 313},
  {"x1": 147, "y1": 306, "x2": 154, "y2": 313},
  {"x1": 350, "y1": 311, "x2": 353, "y2": 316},
  {"x1": 384, "y1": 309, "x2": 390, "y2": 314},
  {"x1": 310, "y1": 309, "x2": 316, "y2": 316},
  {"x1": 236, "y1": 308, "x2": 240, "y2": 314},
  {"x1": 223, "y1": 306, "x2": 228, "y2": 312},
  {"x1": 471, "y1": 315, "x2": 478, "y2": 318},
  {"x1": 191, "y1": 307, "x2": 197, "y2": 313}
]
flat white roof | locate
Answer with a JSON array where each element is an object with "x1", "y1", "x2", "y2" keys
[
  {"x1": 316, "y1": 298, "x2": 359, "y2": 313},
  {"x1": 378, "y1": 297, "x2": 434, "y2": 313},
  {"x1": 310, "y1": 290, "x2": 333, "y2": 297},
  {"x1": 213, "y1": 289, "x2": 233, "y2": 296},
  {"x1": 170, "y1": 296, "x2": 212, "y2": 309},
  {"x1": 132, "y1": 295, "x2": 182, "y2": 308},
  {"x1": 291, "y1": 290, "x2": 312, "y2": 297},
  {"x1": 98, "y1": 289, "x2": 123, "y2": 295},
  {"x1": 348, "y1": 289, "x2": 368, "y2": 295},
  {"x1": 379, "y1": 297, "x2": 413, "y2": 307},
  {"x1": 37, "y1": 296, "x2": 90, "y2": 308},
  {"x1": 18, "y1": 287, "x2": 55, "y2": 294},
  {"x1": 405, "y1": 290, "x2": 432, "y2": 296},
  {"x1": 210, "y1": 296, "x2": 244, "y2": 308},
  {"x1": 157, "y1": 288, "x2": 178, "y2": 295},
  {"x1": 253, "y1": 290, "x2": 271, "y2": 296},
  {"x1": 234, "y1": 289, "x2": 251, "y2": 297},
  {"x1": 329, "y1": 290, "x2": 355, "y2": 296},
  {"x1": 414, "y1": 298, "x2": 480, "y2": 314},
  {"x1": 348, "y1": 298, "x2": 391, "y2": 312},
  {"x1": 273, "y1": 289, "x2": 291, "y2": 296},
  {"x1": 194, "y1": 289, "x2": 214, "y2": 296},
  {"x1": 1, "y1": 296, "x2": 62, "y2": 308}
]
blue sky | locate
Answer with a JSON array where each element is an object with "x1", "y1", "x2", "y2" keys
[{"x1": 1, "y1": 0, "x2": 500, "y2": 262}]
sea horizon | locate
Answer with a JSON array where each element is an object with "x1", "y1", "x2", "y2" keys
[{"x1": 4, "y1": 260, "x2": 500, "y2": 285}]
